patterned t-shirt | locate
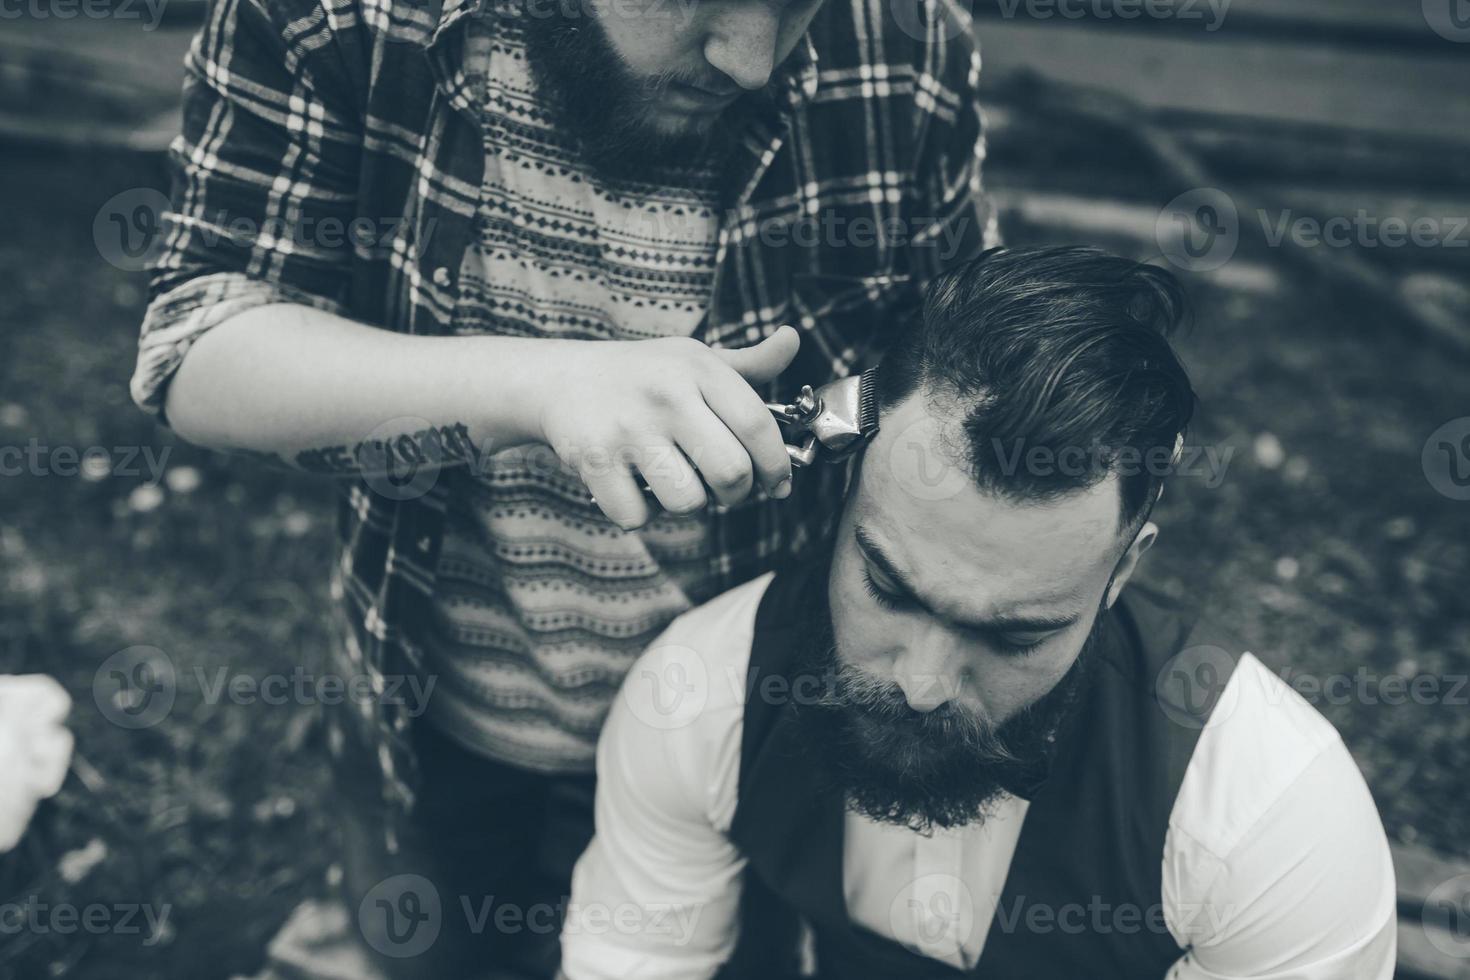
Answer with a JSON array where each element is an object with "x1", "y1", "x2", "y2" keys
[{"x1": 422, "y1": 12, "x2": 725, "y2": 771}]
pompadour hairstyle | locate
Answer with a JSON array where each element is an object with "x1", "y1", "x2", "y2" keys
[{"x1": 877, "y1": 246, "x2": 1197, "y2": 532}]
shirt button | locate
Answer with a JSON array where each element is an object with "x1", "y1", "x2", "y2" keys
[{"x1": 432, "y1": 266, "x2": 451, "y2": 288}]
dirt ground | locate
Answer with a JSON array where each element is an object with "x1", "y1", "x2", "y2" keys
[{"x1": 1, "y1": 147, "x2": 1467, "y2": 980}]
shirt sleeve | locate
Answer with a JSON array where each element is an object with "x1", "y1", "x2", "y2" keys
[
  {"x1": 559, "y1": 616, "x2": 752, "y2": 980},
  {"x1": 131, "y1": 0, "x2": 361, "y2": 425},
  {"x1": 1163, "y1": 662, "x2": 1397, "y2": 979},
  {"x1": 905, "y1": 0, "x2": 1002, "y2": 296}
]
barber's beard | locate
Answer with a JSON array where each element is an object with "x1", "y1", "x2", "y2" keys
[
  {"x1": 791, "y1": 612, "x2": 1099, "y2": 833},
  {"x1": 517, "y1": 1, "x2": 778, "y2": 182}
]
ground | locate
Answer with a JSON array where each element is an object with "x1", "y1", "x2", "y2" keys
[{"x1": 0, "y1": 146, "x2": 1466, "y2": 980}]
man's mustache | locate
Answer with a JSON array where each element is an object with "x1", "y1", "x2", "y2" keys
[{"x1": 807, "y1": 658, "x2": 1024, "y2": 767}]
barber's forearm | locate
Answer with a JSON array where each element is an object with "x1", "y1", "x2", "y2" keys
[{"x1": 162, "y1": 302, "x2": 553, "y2": 475}]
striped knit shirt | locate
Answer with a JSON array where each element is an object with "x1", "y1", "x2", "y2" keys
[{"x1": 422, "y1": 13, "x2": 724, "y2": 770}]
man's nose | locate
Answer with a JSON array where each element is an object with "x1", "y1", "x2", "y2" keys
[
  {"x1": 890, "y1": 634, "x2": 962, "y2": 714},
  {"x1": 703, "y1": 7, "x2": 781, "y2": 91}
]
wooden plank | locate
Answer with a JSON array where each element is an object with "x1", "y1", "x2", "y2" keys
[
  {"x1": 974, "y1": 19, "x2": 1470, "y2": 143},
  {"x1": 1397, "y1": 917, "x2": 1470, "y2": 980},
  {"x1": 1392, "y1": 843, "x2": 1470, "y2": 980},
  {"x1": 971, "y1": 0, "x2": 1463, "y2": 52},
  {"x1": 1396, "y1": 843, "x2": 1470, "y2": 907}
]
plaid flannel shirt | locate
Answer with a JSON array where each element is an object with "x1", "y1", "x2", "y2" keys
[{"x1": 132, "y1": 0, "x2": 998, "y2": 844}]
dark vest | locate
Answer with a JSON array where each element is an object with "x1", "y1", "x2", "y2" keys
[{"x1": 723, "y1": 560, "x2": 1238, "y2": 980}]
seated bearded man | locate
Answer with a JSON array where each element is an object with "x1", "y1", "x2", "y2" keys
[{"x1": 558, "y1": 246, "x2": 1396, "y2": 980}]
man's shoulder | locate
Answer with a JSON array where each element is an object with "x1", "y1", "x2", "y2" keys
[
  {"x1": 606, "y1": 574, "x2": 777, "y2": 832},
  {"x1": 1117, "y1": 586, "x2": 1376, "y2": 861},
  {"x1": 1168, "y1": 648, "x2": 1382, "y2": 885},
  {"x1": 1162, "y1": 651, "x2": 1395, "y2": 966},
  {"x1": 661, "y1": 572, "x2": 776, "y2": 660}
]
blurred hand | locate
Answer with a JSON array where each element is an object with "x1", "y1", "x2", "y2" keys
[
  {"x1": 0, "y1": 674, "x2": 74, "y2": 853},
  {"x1": 535, "y1": 326, "x2": 801, "y2": 529}
]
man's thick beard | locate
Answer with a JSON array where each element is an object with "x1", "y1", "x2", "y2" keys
[
  {"x1": 516, "y1": 1, "x2": 776, "y2": 182},
  {"x1": 791, "y1": 608, "x2": 1099, "y2": 833}
]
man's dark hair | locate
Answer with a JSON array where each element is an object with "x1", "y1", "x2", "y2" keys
[{"x1": 877, "y1": 245, "x2": 1196, "y2": 533}]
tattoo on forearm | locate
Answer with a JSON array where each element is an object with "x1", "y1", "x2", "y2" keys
[{"x1": 292, "y1": 422, "x2": 482, "y2": 477}]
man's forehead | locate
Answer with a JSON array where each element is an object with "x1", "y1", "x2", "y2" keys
[{"x1": 852, "y1": 396, "x2": 1126, "y2": 614}]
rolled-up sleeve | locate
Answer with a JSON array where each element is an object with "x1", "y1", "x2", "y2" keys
[
  {"x1": 131, "y1": 0, "x2": 361, "y2": 425},
  {"x1": 132, "y1": 273, "x2": 344, "y2": 424}
]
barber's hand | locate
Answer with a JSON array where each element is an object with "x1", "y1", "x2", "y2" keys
[{"x1": 536, "y1": 326, "x2": 800, "y2": 530}]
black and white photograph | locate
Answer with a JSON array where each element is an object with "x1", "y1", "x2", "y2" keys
[{"x1": 1, "y1": 1, "x2": 1468, "y2": 978}]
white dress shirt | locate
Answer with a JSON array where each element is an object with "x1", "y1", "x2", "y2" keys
[{"x1": 561, "y1": 574, "x2": 1397, "y2": 979}]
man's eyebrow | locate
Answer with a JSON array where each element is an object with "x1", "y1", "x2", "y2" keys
[
  {"x1": 853, "y1": 524, "x2": 1082, "y2": 635},
  {"x1": 854, "y1": 525, "x2": 920, "y2": 598}
]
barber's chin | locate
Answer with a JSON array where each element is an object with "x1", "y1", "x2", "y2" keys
[{"x1": 644, "y1": 104, "x2": 723, "y2": 137}]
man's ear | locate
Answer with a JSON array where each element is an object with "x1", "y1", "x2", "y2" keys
[{"x1": 1105, "y1": 521, "x2": 1158, "y2": 609}]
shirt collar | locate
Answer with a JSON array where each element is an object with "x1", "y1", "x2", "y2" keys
[
  {"x1": 783, "y1": 32, "x2": 821, "y2": 108},
  {"x1": 426, "y1": 0, "x2": 485, "y2": 49}
]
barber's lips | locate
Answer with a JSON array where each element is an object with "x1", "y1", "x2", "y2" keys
[{"x1": 665, "y1": 82, "x2": 740, "y2": 112}]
